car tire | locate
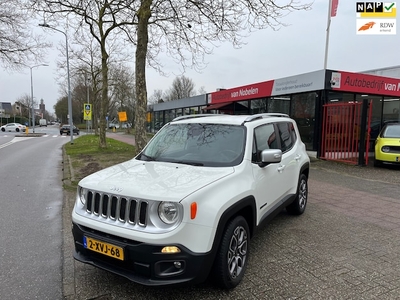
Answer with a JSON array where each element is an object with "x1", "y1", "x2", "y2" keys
[
  {"x1": 212, "y1": 215, "x2": 249, "y2": 289},
  {"x1": 286, "y1": 173, "x2": 308, "y2": 215},
  {"x1": 1, "y1": 128, "x2": 5, "y2": 132},
  {"x1": 16, "y1": 128, "x2": 20, "y2": 132}
]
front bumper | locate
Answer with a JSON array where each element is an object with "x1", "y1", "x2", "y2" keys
[
  {"x1": 375, "y1": 151, "x2": 400, "y2": 163},
  {"x1": 72, "y1": 222, "x2": 214, "y2": 286}
]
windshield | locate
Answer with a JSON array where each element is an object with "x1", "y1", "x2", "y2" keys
[
  {"x1": 382, "y1": 124, "x2": 400, "y2": 138},
  {"x1": 137, "y1": 123, "x2": 246, "y2": 167}
]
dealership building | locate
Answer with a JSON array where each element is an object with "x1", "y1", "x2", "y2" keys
[{"x1": 148, "y1": 68, "x2": 400, "y2": 161}]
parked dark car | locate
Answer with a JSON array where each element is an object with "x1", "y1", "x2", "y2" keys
[{"x1": 60, "y1": 124, "x2": 80, "y2": 135}]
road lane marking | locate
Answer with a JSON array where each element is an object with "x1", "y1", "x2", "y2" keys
[{"x1": 0, "y1": 137, "x2": 35, "y2": 150}]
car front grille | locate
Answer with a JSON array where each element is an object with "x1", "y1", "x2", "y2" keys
[
  {"x1": 386, "y1": 146, "x2": 400, "y2": 154},
  {"x1": 84, "y1": 191, "x2": 148, "y2": 227}
]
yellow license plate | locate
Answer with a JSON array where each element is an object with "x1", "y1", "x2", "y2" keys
[{"x1": 83, "y1": 236, "x2": 124, "y2": 261}]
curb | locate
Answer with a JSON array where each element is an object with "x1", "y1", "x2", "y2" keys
[{"x1": 61, "y1": 148, "x2": 76, "y2": 299}]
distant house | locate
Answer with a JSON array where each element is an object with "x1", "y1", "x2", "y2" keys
[{"x1": 0, "y1": 102, "x2": 12, "y2": 117}]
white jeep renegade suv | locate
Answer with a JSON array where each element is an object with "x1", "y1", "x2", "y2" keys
[{"x1": 72, "y1": 113, "x2": 310, "y2": 289}]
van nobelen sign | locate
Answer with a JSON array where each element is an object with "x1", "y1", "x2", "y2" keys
[
  {"x1": 209, "y1": 70, "x2": 326, "y2": 104},
  {"x1": 209, "y1": 69, "x2": 400, "y2": 104}
]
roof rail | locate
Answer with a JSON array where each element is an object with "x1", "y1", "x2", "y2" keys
[
  {"x1": 243, "y1": 113, "x2": 289, "y2": 124},
  {"x1": 171, "y1": 114, "x2": 222, "y2": 122}
]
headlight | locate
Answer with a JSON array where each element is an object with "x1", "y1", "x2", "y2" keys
[
  {"x1": 158, "y1": 202, "x2": 180, "y2": 224},
  {"x1": 78, "y1": 186, "x2": 87, "y2": 205},
  {"x1": 382, "y1": 146, "x2": 390, "y2": 153}
]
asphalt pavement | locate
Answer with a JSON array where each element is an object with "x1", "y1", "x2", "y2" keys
[{"x1": 62, "y1": 132, "x2": 400, "y2": 299}]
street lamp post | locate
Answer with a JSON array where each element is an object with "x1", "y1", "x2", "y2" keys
[
  {"x1": 29, "y1": 64, "x2": 48, "y2": 133},
  {"x1": 39, "y1": 23, "x2": 73, "y2": 144},
  {"x1": 19, "y1": 63, "x2": 48, "y2": 133},
  {"x1": 15, "y1": 62, "x2": 48, "y2": 131},
  {"x1": 85, "y1": 72, "x2": 90, "y2": 133}
]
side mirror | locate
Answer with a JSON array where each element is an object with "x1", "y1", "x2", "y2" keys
[{"x1": 259, "y1": 149, "x2": 282, "y2": 168}]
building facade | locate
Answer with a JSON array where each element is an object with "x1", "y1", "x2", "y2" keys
[{"x1": 148, "y1": 69, "x2": 400, "y2": 158}]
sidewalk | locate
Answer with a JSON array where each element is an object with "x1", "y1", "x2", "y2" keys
[{"x1": 106, "y1": 131, "x2": 136, "y2": 146}]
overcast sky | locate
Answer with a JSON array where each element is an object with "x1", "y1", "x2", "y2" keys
[{"x1": 1, "y1": 1, "x2": 399, "y2": 115}]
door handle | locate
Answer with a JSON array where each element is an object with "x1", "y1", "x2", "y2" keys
[
  {"x1": 295, "y1": 154, "x2": 301, "y2": 161},
  {"x1": 277, "y1": 164, "x2": 285, "y2": 172}
]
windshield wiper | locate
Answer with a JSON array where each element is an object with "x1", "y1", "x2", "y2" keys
[{"x1": 174, "y1": 161, "x2": 204, "y2": 166}]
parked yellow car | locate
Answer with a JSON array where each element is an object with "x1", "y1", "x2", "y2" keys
[{"x1": 374, "y1": 123, "x2": 400, "y2": 167}]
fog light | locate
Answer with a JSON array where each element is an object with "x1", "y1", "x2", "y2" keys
[
  {"x1": 382, "y1": 146, "x2": 390, "y2": 153},
  {"x1": 161, "y1": 246, "x2": 181, "y2": 253},
  {"x1": 174, "y1": 261, "x2": 182, "y2": 269}
]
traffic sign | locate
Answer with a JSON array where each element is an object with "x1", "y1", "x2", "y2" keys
[
  {"x1": 84, "y1": 103, "x2": 92, "y2": 121},
  {"x1": 118, "y1": 111, "x2": 127, "y2": 122}
]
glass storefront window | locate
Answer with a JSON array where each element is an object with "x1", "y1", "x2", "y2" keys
[
  {"x1": 354, "y1": 95, "x2": 383, "y2": 142},
  {"x1": 235, "y1": 101, "x2": 249, "y2": 114},
  {"x1": 382, "y1": 97, "x2": 400, "y2": 123},
  {"x1": 176, "y1": 108, "x2": 183, "y2": 117},
  {"x1": 291, "y1": 92, "x2": 316, "y2": 150},
  {"x1": 165, "y1": 110, "x2": 175, "y2": 123},
  {"x1": 327, "y1": 92, "x2": 355, "y2": 103},
  {"x1": 250, "y1": 98, "x2": 267, "y2": 114},
  {"x1": 154, "y1": 111, "x2": 163, "y2": 131},
  {"x1": 268, "y1": 96, "x2": 290, "y2": 114},
  {"x1": 355, "y1": 95, "x2": 382, "y2": 121}
]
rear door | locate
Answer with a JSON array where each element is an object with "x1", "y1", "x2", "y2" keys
[
  {"x1": 276, "y1": 121, "x2": 300, "y2": 196},
  {"x1": 251, "y1": 123, "x2": 287, "y2": 220}
]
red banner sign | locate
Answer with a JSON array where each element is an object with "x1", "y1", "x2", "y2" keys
[
  {"x1": 209, "y1": 80, "x2": 274, "y2": 104},
  {"x1": 331, "y1": 71, "x2": 400, "y2": 97}
]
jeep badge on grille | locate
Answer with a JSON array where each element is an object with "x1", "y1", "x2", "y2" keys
[{"x1": 110, "y1": 185, "x2": 123, "y2": 193}]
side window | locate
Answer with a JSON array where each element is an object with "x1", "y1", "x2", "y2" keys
[
  {"x1": 252, "y1": 123, "x2": 277, "y2": 162},
  {"x1": 277, "y1": 122, "x2": 297, "y2": 152}
]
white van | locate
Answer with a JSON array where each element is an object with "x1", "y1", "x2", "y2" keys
[{"x1": 39, "y1": 119, "x2": 47, "y2": 127}]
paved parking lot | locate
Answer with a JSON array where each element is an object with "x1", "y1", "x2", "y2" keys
[{"x1": 62, "y1": 134, "x2": 400, "y2": 299}]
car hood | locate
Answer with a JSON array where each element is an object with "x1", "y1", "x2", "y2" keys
[
  {"x1": 79, "y1": 159, "x2": 234, "y2": 202},
  {"x1": 378, "y1": 137, "x2": 400, "y2": 146}
]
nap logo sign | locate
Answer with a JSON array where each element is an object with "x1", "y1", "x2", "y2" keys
[
  {"x1": 356, "y1": 2, "x2": 384, "y2": 12},
  {"x1": 356, "y1": 2, "x2": 397, "y2": 17},
  {"x1": 356, "y1": 2, "x2": 396, "y2": 34}
]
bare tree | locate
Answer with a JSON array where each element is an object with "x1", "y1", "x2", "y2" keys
[
  {"x1": 108, "y1": 63, "x2": 135, "y2": 130},
  {"x1": 69, "y1": 37, "x2": 103, "y2": 133},
  {"x1": 69, "y1": 26, "x2": 135, "y2": 133},
  {"x1": 31, "y1": 0, "x2": 311, "y2": 153},
  {"x1": 197, "y1": 86, "x2": 207, "y2": 95},
  {"x1": 15, "y1": 94, "x2": 34, "y2": 118},
  {"x1": 31, "y1": 0, "x2": 138, "y2": 148},
  {"x1": 131, "y1": 0, "x2": 311, "y2": 152},
  {"x1": 0, "y1": 1, "x2": 49, "y2": 69},
  {"x1": 164, "y1": 75, "x2": 196, "y2": 101},
  {"x1": 148, "y1": 89, "x2": 165, "y2": 104},
  {"x1": 149, "y1": 84, "x2": 206, "y2": 103},
  {"x1": 16, "y1": 93, "x2": 39, "y2": 114}
]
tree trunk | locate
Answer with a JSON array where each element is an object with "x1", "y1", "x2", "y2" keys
[
  {"x1": 134, "y1": 0, "x2": 152, "y2": 154},
  {"x1": 99, "y1": 40, "x2": 109, "y2": 148}
]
